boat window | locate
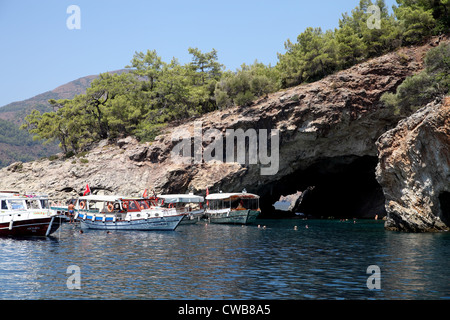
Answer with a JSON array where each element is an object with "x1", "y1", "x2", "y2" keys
[
  {"x1": 137, "y1": 200, "x2": 149, "y2": 210},
  {"x1": 26, "y1": 199, "x2": 41, "y2": 210},
  {"x1": 1, "y1": 200, "x2": 7, "y2": 210},
  {"x1": 242, "y1": 198, "x2": 259, "y2": 209},
  {"x1": 223, "y1": 198, "x2": 259, "y2": 210},
  {"x1": 101, "y1": 201, "x2": 120, "y2": 212},
  {"x1": 231, "y1": 199, "x2": 243, "y2": 209},
  {"x1": 155, "y1": 198, "x2": 164, "y2": 206},
  {"x1": 8, "y1": 200, "x2": 25, "y2": 210},
  {"x1": 146, "y1": 198, "x2": 162, "y2": 207},
  {"x1": 40, "y1": 199, "x2": 49, "y2": 209},
  {"x1": 127, "y1": 200, "x2": 140, "y2": 212},
  {"x1": 209, "y1": 199, "x2": 227, "y2": 210},
  {"x1": 89, "y1": 201, "x2": 102, "y2": 211}
]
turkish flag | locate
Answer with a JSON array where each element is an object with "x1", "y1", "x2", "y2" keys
[
  {"x1": 83, "y1": 184, "x2": 91, "y2": 196},
  {"x1": 143, "y1": 189, "x2": 148, "y2": 198},
  {"x1": 206, "y1": 187, "x2": 209, "y2": 207}
]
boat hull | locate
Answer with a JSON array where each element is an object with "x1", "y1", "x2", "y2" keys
[
  {"x1": 78, "y1": 213, "x2": 184, "y2": 231},
  {"x1": 0, "y1": 216, "x2": 60, "y2": 237},
  {"x1": 179, "y1": 211, "x2": 204, "y2": 225},
  {"x1": 207, "y1": 209, "x2": 260, "y2": 225}
]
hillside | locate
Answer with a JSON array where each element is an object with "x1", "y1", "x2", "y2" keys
[
  {"x1": 0, "y1": 70, "x2": 127, "y2": 167},
  {"x1": 0, "y1": 69, "x2": 127, "y2": 125}
]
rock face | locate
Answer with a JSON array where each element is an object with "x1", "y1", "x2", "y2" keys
[
  {"x1": 376, "y1": 97, "x2": 450, "y2": 232},
  {"x1": 0, "y1": 39, "x2": 447, "y2": 230}
]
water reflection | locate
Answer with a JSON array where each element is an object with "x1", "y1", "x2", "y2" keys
[
  {"x1": 0, "y1": 220, "x2": 449, "y2": 299},
  {"x1": 382, "y1": 231, "x2": 450, "y2": 299}
]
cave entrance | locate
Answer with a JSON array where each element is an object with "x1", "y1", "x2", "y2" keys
[{"x1": 259, "y1": 155, "x2": 386, "y2": 219}]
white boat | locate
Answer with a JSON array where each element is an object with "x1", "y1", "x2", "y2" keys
[
  {"x1": 205, "y1": 191, "x2": 261, "y2": 225},
  {"x1": 156, "y1": 193, "x2": 205, "y2": 225},
  {"x1": 0, "y1": 192, "x2": 61, "y2": 236},
  {"x1": 74, "y1": 195, "x2": 184, "y2": 231}
]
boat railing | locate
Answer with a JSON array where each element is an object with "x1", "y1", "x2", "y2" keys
[
  {"x1": 206, "y1": 208, "x2": 230, "y2": 214},
  {"x1": 0, "y1": 210, "x2": 53, "y2": 223},
  {"x1": 76, "y1": 211, "x2": 127, "y2": 222}
]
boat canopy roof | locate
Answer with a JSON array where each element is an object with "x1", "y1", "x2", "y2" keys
[
  {"x1": 0, "y1": 193, "x2": 20, "y2": 198},
  {"x1": 78, "y1": 195, "x2": 126, "y2": 202},
  {"x1": 206, "y1": 192, "x2": 259, "y2": 201},
  {"x1": 157, "y1": 194, "x2": 204, "y2": 203},
  {"x1": 0, "y1": 192, "x2": 49, "y2": 199}
]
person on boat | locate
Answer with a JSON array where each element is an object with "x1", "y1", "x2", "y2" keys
[
  {"x1": 236, "y1": 200, "x2": 245, "y2": 210},
  {"x1": 68, "y1": 201, "x2": 75, "y2": 224}
]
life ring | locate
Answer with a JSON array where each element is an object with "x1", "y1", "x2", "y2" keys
[
  {"x1": 107, "y1": 203, "x2": 114, "y2": 212},
  {"x1": 169, "y1": 203, "x2": 175, "y2": 209},
  {"x1": 80, "y1": 201, "x2": 86, "y2": 209},
  {"x1": 122, "y1": 202, "x2": 128, "y2": 210}
]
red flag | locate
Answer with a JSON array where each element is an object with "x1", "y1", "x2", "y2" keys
[
  {"x1": 83, "y1": 184, "x2": 91, "y2": 196},
  {"x1": 206, "y1": 187, "x2": 209, "y2": 207},
  {"x1": 143, "y1": 189, "x2": 148, "y2": 198}
]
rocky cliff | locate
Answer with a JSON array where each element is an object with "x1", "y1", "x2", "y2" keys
[
  {"x1": 0, "y1": 39, "x2": 448, "y2": 231},
  {"x1": 376, "y1": 97, "x2": 450, "y2": 232}
]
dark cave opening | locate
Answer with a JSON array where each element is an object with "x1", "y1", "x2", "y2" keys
[
  {"x1": 439, "y1": 192, "x2": 450, "y2": 227},
  {"x1": 258, "y1": 155, "x2": 386, "y2": 219}
]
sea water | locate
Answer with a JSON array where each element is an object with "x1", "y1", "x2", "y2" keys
[{"x1": 0, "y1": 219, "x2": 449, "y2": 300}]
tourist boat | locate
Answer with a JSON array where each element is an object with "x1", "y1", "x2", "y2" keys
[
  {"x1": 205, "y1": 190, "x2": 261, "y2": 225},
  {"x1": 0, "y1": 191, "x2": 61, "y2": 236},
  {"x1": 156, "y1": 193, "x2": 205, "y2": 225},
  {"x1": 74, "y1": 195, "x2": 185, "y2": 231}
]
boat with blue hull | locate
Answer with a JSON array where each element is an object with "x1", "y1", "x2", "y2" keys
[{"x1": 74, "y1": 195, "x2": 184, "y2": 231}]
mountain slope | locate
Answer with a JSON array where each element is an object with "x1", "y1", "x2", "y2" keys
[
  {"x1": 0, "y1": 70, "x2": 127, "y2": 167},
  {"x1": 0, "y1": 70, "x2": 127, "y2": 125}
]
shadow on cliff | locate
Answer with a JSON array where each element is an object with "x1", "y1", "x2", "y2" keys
[
  {"x1": 258, "y1": 155, "x2": 386, "y2": 219},
  {"x1": 439, "y1": 192, "x2": 450, "y2": 226}
]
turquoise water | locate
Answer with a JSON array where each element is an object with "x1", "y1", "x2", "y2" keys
[{"x1": 0, "y1": 219, "x2": 449, "y2": 300}]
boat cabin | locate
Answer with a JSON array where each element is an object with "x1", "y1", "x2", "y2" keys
[
  {"x1": 0, "y1": 193, "x2": 50, "y2": 212},
  {"x1": 156, "y1": 194, "x2": 205, "y2": 213},
  {"x1": 75, "y1": 195, "x2": 168, "y2": 222},
  {"x1": 206, "y1": 192, "x2": 260, "y2": 211}
]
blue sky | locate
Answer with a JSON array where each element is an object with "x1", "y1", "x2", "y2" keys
[{"x1": 0, "y1": 0, "x2": 397, "y2": 107}]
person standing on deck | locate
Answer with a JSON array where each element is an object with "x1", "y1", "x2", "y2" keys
[{"x1": 68, "y1": 201, "x2": 75, "y2": 224}]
